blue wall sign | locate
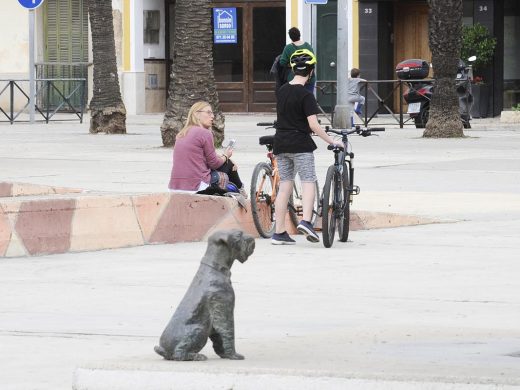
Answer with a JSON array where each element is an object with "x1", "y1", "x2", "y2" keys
[
  {"x1": 18, "y1": 0, "x2": 45, "y2": 9},
  {"x1": 213, "y1": 8, "x2": 237, "y2": 44},
  {"x1": 304, "y1": 0, "x2": 328, "y2": 4}
]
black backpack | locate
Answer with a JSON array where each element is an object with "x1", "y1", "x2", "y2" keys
[{"x1": 270, "y1": 54, "x2": 290, "y2": 92}]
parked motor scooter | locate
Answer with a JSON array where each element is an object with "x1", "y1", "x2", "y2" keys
[
  {"x1": 395, "y1": 57, "x2": 476, "y2": 128},
  {"x1": 396, "y1": 59, "x2": 432, "y2": 128},
  {"x1": 456, "y1": 56, "x2": 476, "y2": 128}
]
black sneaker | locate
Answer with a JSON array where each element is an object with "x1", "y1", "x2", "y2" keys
[
  {"x1": 271, "y1": 231, "x2": 296, "y2": 245},
  {"x1": 297, "y1": 220, "x2": 320, "y2": 243}
]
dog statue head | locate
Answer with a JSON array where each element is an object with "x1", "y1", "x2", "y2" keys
[{"x1": 204, "y1": 230, "x2": 255, "y2": 270}]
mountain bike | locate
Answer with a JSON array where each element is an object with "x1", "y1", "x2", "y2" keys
[
  {"x1": 321, "y1": 125, "x2": 385, "y2": 248},
  {"x1": 251, "y1": 122, "x2": 320, "y2": 238}
]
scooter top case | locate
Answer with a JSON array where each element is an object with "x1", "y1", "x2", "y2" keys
[{"x1": 396, "y1": 59, "x2": 430, "y2": 80}]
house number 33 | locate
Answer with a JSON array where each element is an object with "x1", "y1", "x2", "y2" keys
[{"x1": 364, "y1": 8, "x2": 373, "y2": 14}]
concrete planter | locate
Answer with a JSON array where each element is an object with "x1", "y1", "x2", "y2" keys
[{"x1": 500, "y1": 110, "x2": 520, "y2": 123}]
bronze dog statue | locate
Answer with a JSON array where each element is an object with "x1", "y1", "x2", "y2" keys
[{"x1": 154, "y1": 229, "x2": 255, "y2": 361}]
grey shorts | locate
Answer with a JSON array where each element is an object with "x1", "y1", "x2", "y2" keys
[{"x1": 276, "y1": 153, "x2": 317, "y2": 182}]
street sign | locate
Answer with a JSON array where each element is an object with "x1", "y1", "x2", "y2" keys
[
  {"x1": 18, "y1": 0, "x2": 45, "y2": 10},
  {"x1": 213, "y1": 8, "x2": 237, "y2": 44},
  {"x1": 304, "y1": 0, "x2": 328, "y2": 4}
]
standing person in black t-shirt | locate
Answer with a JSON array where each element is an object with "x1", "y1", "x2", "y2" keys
[{"x1": 272, "y1": 49, "x2": 341, "y2": 245}]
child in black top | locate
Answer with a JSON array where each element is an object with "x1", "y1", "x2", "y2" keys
[{"x1": 272, "y1": 49, "x2": 341, "y2": 245}]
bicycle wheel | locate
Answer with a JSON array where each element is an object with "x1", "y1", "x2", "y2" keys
[
  {"x1": 289, "y1": 174, "x2": 320, "y2": 228},
  {"x1": 321, "y1": 165, "x2": 338, "y2": 248},
  {"x1": 250, "y1": 162, "x2": 276, "y2": 238},
  {"x1": 338, "y1": 164, "x2": 350, "y2": 242}
]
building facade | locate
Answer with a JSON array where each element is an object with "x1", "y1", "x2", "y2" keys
[
  {"x1": 1, "y1": 0, "x2": 517, "y2": 116},
  {"x1": 357, "y1": 0, "x2": 520, "y2": 116},
  {"x1": 0, "y1": 0, "x2": 354, "y2": 114}
]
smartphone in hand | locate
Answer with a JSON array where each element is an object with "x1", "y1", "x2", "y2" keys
[{"x1": 225, "y1": 139, "x2": 236, "y2": 152}]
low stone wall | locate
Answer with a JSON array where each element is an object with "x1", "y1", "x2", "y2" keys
[
  {"x1": 0, "y1": 182, "x2": 437, "y2": 258},
  {"x1": 0, "y1": 181, "x2": 82, "y2": 197},
  {"x1": 0, "y1": 191, "x2": 256, "y2": 257}
]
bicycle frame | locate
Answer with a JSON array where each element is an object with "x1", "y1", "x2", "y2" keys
[
  {"x1": 334, "y1": 133, "x2": 356, "y2": 205},
  {"x1": 255, "y1": 138, "x2": 312, "y2": 221},
  {"x1": 321, "y1": 125, "x2": 384, "y2": 247},
  {"x1": 326, "y1": 126, "x2": 376, "y2": 201},
  {"x1": 268, "y1": 150, "x2": 310, "y2": 218},
  {"x1": 254, "y1": 150, "x2": 280, "y2": 206},
  {"x1": 252, "y1": 123, "x2": 321, "y2": 238}
]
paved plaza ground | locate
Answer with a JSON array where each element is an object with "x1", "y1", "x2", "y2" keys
[{"x1": 1, "y1": 114, "x2": 520, "y2": 389}]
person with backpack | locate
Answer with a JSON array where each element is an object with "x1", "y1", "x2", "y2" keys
[
  {"x1": 279, "y1": 27, "x2": 316, "y2": 93},
  {"x1": 270, "y1": 54, "x2": 289, "y2": 94},
  {"x1": 271, "y1": 49, "x2": 341, "y2": 245}
]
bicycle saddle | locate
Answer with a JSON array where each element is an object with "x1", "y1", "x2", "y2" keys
[{"x1": 259, "y1": 135, "x2": 274, "y2": 146}]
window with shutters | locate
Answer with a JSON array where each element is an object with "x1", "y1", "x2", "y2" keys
[
  {"x1": 41, "y1": 0, "x2": 88, "y2": 109},
  {"x1": 42, "y1": 0, "x2": 88, "y2": 77}
]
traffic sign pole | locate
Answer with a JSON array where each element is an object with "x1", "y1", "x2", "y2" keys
[
  {"x1": 333, "y1": 0, "x2": 350, "y2": 128},
  {"x1": 18, "y1": 0, "x2": 45, "y2": 124},
  {"x1": 29, "y1": 9, "x2": 35, "y2": 123}
]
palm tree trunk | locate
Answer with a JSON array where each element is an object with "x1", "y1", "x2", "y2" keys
[
  {"x1": 423, "y1": 0, "x2": 464, "y2": 138},
  {"x1": 161, "y1": 0, "x2": 224, "y2": 147},
  {"x1": 88, "y1": 0, "x2": 126, "y2": 134}
]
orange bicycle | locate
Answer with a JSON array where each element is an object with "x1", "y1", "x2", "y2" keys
[{"x1": 250, "y1": 122, "x2": 319, "y2": 238}]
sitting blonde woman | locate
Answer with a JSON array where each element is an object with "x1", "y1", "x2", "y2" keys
[{"x1": 168, "y1": 101, "x2": 246, "y2": 197}]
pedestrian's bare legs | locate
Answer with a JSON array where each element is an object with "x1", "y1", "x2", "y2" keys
[
  {"x1": 274, "y1": 180, "x2": 293, "y2": 234},
  {"x1": 302, "y1": 181, "x2": 316, "y2": 222}
]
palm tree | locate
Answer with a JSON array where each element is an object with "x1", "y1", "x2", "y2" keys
[
  {"x1": 161, "y1": 0, "x2": 224, "y2": 147},
  {"x1": 423, "y1": 0, "x2": 464, "y2": 138},
  {"x1": 88, "y1": 0, "x2": 126, "y2": 134}
]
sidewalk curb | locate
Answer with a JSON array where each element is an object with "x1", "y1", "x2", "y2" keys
[{"x1": 72, "y1": 367, "x2": 519, "y2": 390}]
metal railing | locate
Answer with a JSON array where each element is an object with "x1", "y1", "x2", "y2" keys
[
  {"x1": 0, "y1": 78, "x2": 86, "y2": 124},
  {"x1": 316, "y1": 79, "x2": 434, "y2": 128},
  {"x1": 36, "y1": 62, "x2": 89, "y2": 80},
  {"x1": 359, "y1": 79, "x2": 435, "y2": 128},
  {"x1": 316, "y1": 80, "x2": 337, "y2": 124}
]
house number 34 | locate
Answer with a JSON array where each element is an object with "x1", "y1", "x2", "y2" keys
[{"x1": 479, "y1": 5, "x2": 488, "y2": 12}]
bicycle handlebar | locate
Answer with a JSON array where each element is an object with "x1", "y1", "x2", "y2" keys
[{"x1": 325, "y1": 125, "x2": 385, "y2": 137}]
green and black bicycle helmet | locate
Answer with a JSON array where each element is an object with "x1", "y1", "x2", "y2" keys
[{"x1": 289, "y1": 49, "x2": 317, "y2": 71}]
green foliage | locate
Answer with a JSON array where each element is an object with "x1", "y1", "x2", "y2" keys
[
  {"x1": 512, "y1": 103, "x2": 520, "y2": 112},
  {"x1": 461, "y1": 23, "x2": 497, "y2": 72}
]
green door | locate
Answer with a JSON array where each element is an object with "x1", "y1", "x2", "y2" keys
[
  {"x1": 316, "y1": 0, "x2": 337, "y2": 112},
  {"x1": 41, "y1": 0, "x2": 89, "y2": 111}
]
